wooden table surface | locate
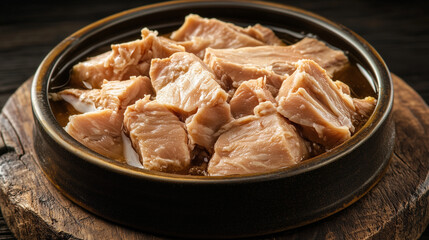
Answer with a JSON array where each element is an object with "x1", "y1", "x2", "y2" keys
[{"x1": 0, "y1": 0, "x2": 428, "y2": 239}]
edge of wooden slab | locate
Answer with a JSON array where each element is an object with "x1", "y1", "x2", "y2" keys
[{"x1": 0, "y1": 74, "x2": 428, "y2": 240}]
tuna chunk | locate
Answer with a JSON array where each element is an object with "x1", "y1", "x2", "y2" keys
[
  {"x1": 172, "y1": 38, "x2": 211, "y2": 59},
  {"x1": 70, "y1": 28, "x2": 184, "y2": 89},
  {"x1": 353, "y1": 97, "x2": 377, "y2": 123},
  {"x1": 150, "y1": 52, "x2": 232, "y2": 149},
  {"x1": 150, "y1": 52, "x2": 228, "y2": 115},
  {"x1": 204, "y1": 37, "x2": 348, "y2": 95},
  {"x1": 170, "y1": 14, "x2": 282, "y2": 58},
  {"x1": 70, "y1": 39, "x2": 150, "y2": 89},
  {"x1": 57, "y1": 76, "x2": 153, "y2": 113},
  {"x1": 61, "y1": 76, "x2": 153, "y2": 161},
  {"x1": 123, "y1": 96, "x2": 191, "y2": 173},
  {"x1": 185, "y1": 102, "x2": 233, "y2": 151},
  {"x1": 229, "y1": 77, "x2": 276, "y2": 118},
  {"x1": 334, "y1": 80, "x2": 352, "y2": 95},
  {"x1": 54, "y1": 88, "x2": 101, "y2": 113},
  {"x1": 289, "y1": 37, "x2": 348, "y2": 76},
  {"x1": 208, "y1": 102, "x2": 309, "y2": 176},
  {"x1": 65, "y1": 109, "x2": 124, "y2": 160},
  {"x1": 234, "y1": 23, "x2": 284, "y2": 46},
  {"x1": 98, "y1": 76, "x2": 154, "y2": 112},
  {"x1": 333, "y1": 81, "x2": 377, "y2": 125},
  {"x1": 276, "y1": 59, "x2": 376, "y2": 148},
  {"x1": 143, "y1": 29, "x2": 186, "y2": 59}
]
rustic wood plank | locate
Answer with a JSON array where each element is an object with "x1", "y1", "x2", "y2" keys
[
  {"x1": 0, "y1": 1, "x2": 428, "y2": 239},
  {"x1": 0, "y1": 74, "x2": 427, "y2": 239}
]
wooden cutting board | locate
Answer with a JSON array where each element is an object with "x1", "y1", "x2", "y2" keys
[{"x1": 0, "y1": 74, "x2": 428, "y2": 240}]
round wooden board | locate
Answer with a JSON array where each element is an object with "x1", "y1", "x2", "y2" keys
[{"x1": 0, "y1": 74, "x2": 428, "y2": 240}]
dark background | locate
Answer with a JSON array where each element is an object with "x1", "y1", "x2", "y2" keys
[{"x1": 0, "y1": 0, "x2": 428, "y2": 239}]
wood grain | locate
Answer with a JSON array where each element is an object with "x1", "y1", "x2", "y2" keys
[
  {"x1": 0, "y1": 74, "x2": 427, "y2": 239},
  {"x1": 0, "y1": 1, "x2": 428, "y2": 239}
]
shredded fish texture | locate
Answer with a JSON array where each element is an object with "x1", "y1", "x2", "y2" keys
[{"x1": 51, "y1": 14, "x2": 376, "y2": 176}]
